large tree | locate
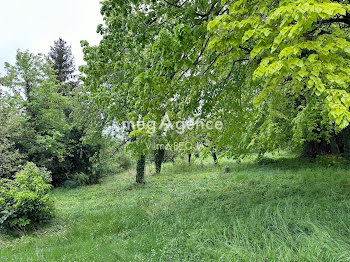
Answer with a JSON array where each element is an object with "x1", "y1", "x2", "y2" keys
[
  {"x1": 82, "y1": 0, "x2": 350, "y2": 169},
  {"x1": 2, "y1": 50, "x2": 104, "y2": 185},
  {"x1": 48, "y1": 38, "x2": 77, "y2": 92},
  {"x1": 3, "y1": 51, "x2": 71, "y2": 184},
  {"x1": 208, "y1": 0, "x2": 350, "y2": 157},
  {"x1": 81, "y1": 0, "x2": 235, "y2": 182}
]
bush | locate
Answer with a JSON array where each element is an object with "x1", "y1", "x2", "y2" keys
[
  {"x1": 71, "y1": 172, "x2": 90, "y2": 186},
  {"x1": 316, "y1": 155, "x2": 347, "y2": 167},
  {"x1": 93, "y1": 145, "x2": 133, "y2": 178},
  {"x1": 256, "y1": 157, "x2": 276, "y2": 166},
  {"x1": 0, "y1": 163, "x2": 54, "y2": 232},
  {"x1": 116, "y1": 151, "x2": 132, "y2": 170}
]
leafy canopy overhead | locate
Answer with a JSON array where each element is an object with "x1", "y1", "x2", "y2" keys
[
  {"x1": 209, "y1": 0, "x2": 350, "y2": 129},
  {"x1": 81, "y1": 0, "x2": 233, "y2": 154},
  {"x1": 82, "y1": 0, "x2": 350, "y2": 157}
]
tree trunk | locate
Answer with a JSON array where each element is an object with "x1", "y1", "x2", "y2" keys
[
  {"x1": 330, "y1": 136, "x2": 340, "y2": 155},
  {"x1": 343, "y1": 127, "x2": 350, "y2": 161},
  {"x1": 154, "y1": 148, "x2": 165, "y2": 174},
  {"x1": 212, "y1": 151, "x2": 218, "y2": 165},
  {"x1": 136, "y1": 155, "x2": 146, "y2": 184},
  {"x1": 188, "y1": 153, "x2": 192, "y2": 164}
]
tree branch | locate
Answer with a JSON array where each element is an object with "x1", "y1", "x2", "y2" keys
[
  {"x1": 177, "y1": 37, "x2": 211, "y2": 81},
  {"x1": 163, "y1": 0, "x2": 188, "y2": 8},
  {"x1": 322, "y1": 13, "x2": 350, "y2": 26},
  {"x1": 202, "y1": 48, "x2": 249, "y2": 76},
  {"x1": 194, "y1": 1, "x2": 218, "y2": 20}
]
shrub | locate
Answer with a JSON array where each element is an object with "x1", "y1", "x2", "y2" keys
[
  {"x1": 116, "y1": 151, "x2": 132, "y2": 170},
  {"x1": 0, "y1": 162, "x2": 54, "y2": 232},
  {"x1": 316, "y1": 155, "x2": 347, "y2": 167},
  {"x1": 71, "y1": 172, "x2": 90, "y2": 186},
  {"x1": 93, "y1": 147, "x2": 133, "y2": 178},
  {"x1": 257, "y1": 157, "x2": 276, "y2": 166}
]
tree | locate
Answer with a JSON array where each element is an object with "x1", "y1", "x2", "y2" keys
[
  {"x1": 208, "y1": 0, "x2": 350, "y2": 157},
  {"x1": 3, "y1": 51, "x2": 71, "y2": 184},
  {"x1": 48, "y1": 38, "x2": 106, "y2": 184},
  {"x1": 0, "y1": 93, "x2": 25, "y2": 178},
  {"x1": 2, "y1": 50, "x2": 105, "y2": 185},
  {"x1": 82, "y1": 0, "x2": 350, "y2": 167},
  {"x1": 48, "y1": 38, "x2": 77, "y2": 92},
  {"x1": 136, "y1": 155, "x2": 146, "y2": 184},
  {"x1": 154, "y1": 147, "x2": 165, "y2": 174},
  {"x1": 81, "y1": 0, "x2": 228, "y2": 182}
]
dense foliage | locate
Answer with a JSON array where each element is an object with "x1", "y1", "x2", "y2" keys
[
  {"x1": 2, "y1": 1, "x2": 350, "y2": 258},
  {"x1": 1, "y1": 47, "x2": 106, "y2": 185},
  {"x1": 208, "y1": 0, "x2": 350, "y2": 157},
  {"x1": 0, "y1": 162, "x2": 54, "y2": 231},
  {"x1": 48, "y1": 38, "x2": 76, "y2": 87},
  {"x1": 81, "y1": 0, "x2": 234, "y2": 181},
  {"x1": 81, "y1": 0, "x2": 350, "y2": 177},
  {"x1": 0, "y1": 94, "x2": 25, "y2": 178}
]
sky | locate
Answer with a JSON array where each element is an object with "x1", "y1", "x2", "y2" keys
[{"x1": 0, "y1": 0, "x2": 104, "y2": 75}]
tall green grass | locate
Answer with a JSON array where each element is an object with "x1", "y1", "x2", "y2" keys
[{"x1": 1, "y1": 155, "x2": 350, "y2": 261}]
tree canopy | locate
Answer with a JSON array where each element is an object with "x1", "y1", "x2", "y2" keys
[{"x1": 81, "y1": 0, "x2": 350, "y2": 180}]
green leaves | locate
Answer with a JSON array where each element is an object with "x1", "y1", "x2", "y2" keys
[
  {"x1": 207, "y1": 0, "x2": 350, "y2": 154},
  {"x1": 81, "y1": 0, "x2": 350, "y2": 159},
  {"x1": 82, "y1": 0, "x2": 235, "y2": 158},
  {"x1": 0, "y1": 163, "x2": 54, "y2": 231},
  {"x1": 2, "y1": 49, "x2": 105, "y2": 185}
]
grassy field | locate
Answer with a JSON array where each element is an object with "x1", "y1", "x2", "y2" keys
[{"x1": 1, "y1": 155, "x2": 350, "y2": 261}]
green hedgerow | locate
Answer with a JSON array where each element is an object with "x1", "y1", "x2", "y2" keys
[{"x1": 0, "y1": 162, "x2": 54, "y2": 232}]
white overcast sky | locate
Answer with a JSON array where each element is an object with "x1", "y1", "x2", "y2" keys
[{"x1": 0, "y1": 0, "x2": 104, "y2": 75}]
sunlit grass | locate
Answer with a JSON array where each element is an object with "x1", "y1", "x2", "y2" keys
[{"x1": 1, "y1": 155, "x2": 350, "y2": 261}]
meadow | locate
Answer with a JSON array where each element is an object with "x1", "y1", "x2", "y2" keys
[{"x1": 1, "y1": 155, "x2": 350, "y2": 261}]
